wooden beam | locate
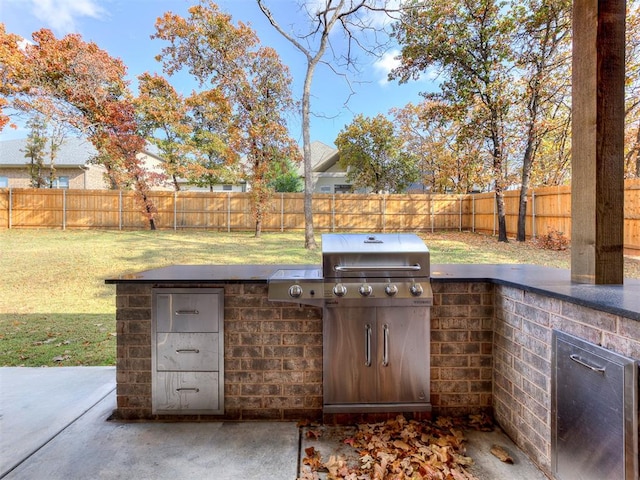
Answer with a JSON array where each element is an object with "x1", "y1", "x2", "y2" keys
[{"x1": 571, "y1": 0, "x2": 626, "y2": 284}]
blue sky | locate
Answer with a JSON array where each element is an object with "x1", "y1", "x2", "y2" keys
[{"x1": 0, "y1": 0, "x2": 435, "y2": 147}]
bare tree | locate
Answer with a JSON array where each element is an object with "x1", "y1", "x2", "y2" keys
[{"x1": 257, "y1": 0, "x2": 394, "y2": 249}]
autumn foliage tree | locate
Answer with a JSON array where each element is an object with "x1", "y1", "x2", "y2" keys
[
  {"x1": 0, "y1": 27, "x2": 161, "y2": 229},
  {"x1": 336, "y1": 113, "x2": 420, "y2": 193},
  {"x1": 625, "y1": 0, "x2": 640, "y2": 177},
  {"x1": 0, "y1": 24, "x2": 26, "y2": 130},
  {"x1": 153, "y1": 0, "x2": 301, "y2": 237},
  {"x1": 511, "y1": 0, "x2": 572, "y2": 241},
  {"x1": 186, "y1": 89, "x2": 241, "y2": 191},
  {"x1": 392, "y1": 101, "x2": 490, "y2": 193},
  {"x1": 135, "y1": 72, "x2": 191, "y2": 191},
  {"x1": 393, "y1": 0, "x2": 515, "y2": 242}
]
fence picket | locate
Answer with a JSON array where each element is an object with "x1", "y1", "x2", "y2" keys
[{"x1": 1, "y1": 185, "x2": 639, "y2": 255}]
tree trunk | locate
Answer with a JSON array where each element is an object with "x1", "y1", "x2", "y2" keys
[
  {"x1": 255, "y1": 218, "x2": 262, "y2": 238},
  {"x1": 517, "y1": 124, "x2": 536, "y2": 241},
  {"x1": 302, "y1": 59, "x2": 318, "y2": 250},
  {"x1": 495, "y1": 184, "x2": 508, "y2": 242},
  {"x1": 491, "y1": 119, "x2": 508, "y2": 243}
]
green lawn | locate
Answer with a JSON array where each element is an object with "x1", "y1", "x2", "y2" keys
[{"x1": 1, "y1": 229, "x2": 637, "y2": 367}]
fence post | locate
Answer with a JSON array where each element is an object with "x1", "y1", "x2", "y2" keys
[
  {"x1": 459, "y1": 194, "x2": 462, "y2": 231},
  {"x1": 8, "y1": 188, "x2": 12, "y2": 229},
  {"x1": 227, "y1": 192, "x2": 231, "y2": 233},
  {"x1": 493, "y1": 192, "x2": 497, "y2": 236},
  {"x1": 382, "y1": 195, "x2": 386, "y2": 232},
  {"x1": 332, "y1": 194, "x2": 336, "y2": 232},
  {"x1": 281, "y1": 193, "x2": 284, "y2": 233},
  {"x1": 174, "y1": 191, "x2": 178, "y2": 231},
  {"x1": 430, "y1": 194, "x2": 434, "y2": 232},
  {"x1": 62, "y1": 189, "x2": 66, "y2": 230},
  {"x1": 119, "y1": 190, "x2": 122, "y2": 230},
  {"x1": 472, "y1": 195, "x2": 475, "y2": 233},
  {"x1": 532, "y1": 190, "x2": 536, "y2": 239}
]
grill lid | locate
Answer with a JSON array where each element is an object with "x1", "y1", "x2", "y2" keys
[{"x1": 321, "y1": 233, "x2": 429, "y2": 279}]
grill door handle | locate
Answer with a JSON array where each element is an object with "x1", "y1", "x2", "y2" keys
[
  {"x1": 176, "y1": 348, "x2": 200, "y2": 354},
  {"x1": 364, "y1": 324, "x2": 372, "y2": 367},
  {"x1": 382, "y1": 324, "x2": 389, "y2": 367},
  {"x1": 570, "y1": 354, "x2": 606, "y2": 373},
  {"x1": 334, "y1": 264, "x2": 421, "y2": 272}
]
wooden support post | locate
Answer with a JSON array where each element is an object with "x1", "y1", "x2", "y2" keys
[{"x1": 571, "y1": 0, "x2": 626, "y2": 284}]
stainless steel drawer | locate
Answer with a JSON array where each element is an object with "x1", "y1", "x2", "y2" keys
[
  {"x1": 153, "y1": 371, "x2": 221, "y2": 414},
  {"x1": 155, "y1": 292, "x2": 221, "y2": 332},
  {"x1": 156, "y1": 333, "x2": 220, "y2": 371}
]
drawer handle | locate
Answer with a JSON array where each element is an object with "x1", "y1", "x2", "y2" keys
[
  {"x1": 175, "y1": 309, "x2": 199, "y2": 315},
  {"x1": 570, "y1": 354, "x2": 606, "y2": 374},
  {"x1": 176, "y1": 348, "x2": 200, "y2": 354},
  {"x1": 176, "y1": 387, "x2": 200, "y2": 393}
]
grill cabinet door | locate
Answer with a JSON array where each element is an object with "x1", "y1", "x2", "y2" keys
[
  {"x1": 323, "y1": 305, "x2": 431, "y2": 411},
  {"x1": 323, "y1": 307, "x2": 378, "y2": 406},
  {"x1": 552, "y1": 330, "x2": 638, "y2": 480},
  {"x1": 377, "y1": 306, "x2": 430, "y2": 404}
]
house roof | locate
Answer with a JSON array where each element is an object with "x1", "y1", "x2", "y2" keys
[
  {"x1": 0, "y1": 137, "x2": 98, "y2": 167},
  {"x1": 297, "y1": 141, "x2": 340, "y2": 175},
  {"x1": 0, "y1": 137, "x2": 164, "y2": 167}
]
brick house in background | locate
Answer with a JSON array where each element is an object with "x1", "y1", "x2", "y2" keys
[
  {"x1": 0, "y1": 138, "x2": 355, "y2": 193},
  {"x1": 0, "y1": 137, "x2": 165, "y2": 190}
]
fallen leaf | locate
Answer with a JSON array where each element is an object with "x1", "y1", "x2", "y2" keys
[
  {"x1": 300, "y1": 416, "x2": 483, "y2": 479},
  {"x1": 306, "y1": 429, "x2": 322, "y2": 439},
  {"x1": 393, "y1": 439, "x2": 411, "y2": 451},
  {"x1": 490, "y1": 444, "x2": 514, "y2": 464}
]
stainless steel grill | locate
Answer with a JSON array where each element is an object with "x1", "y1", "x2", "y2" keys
[
  {"x1": 268, "y1": 233, "x2": 432, "y2": 307},
  {"x1": 268, "y1": 233, "x2": 433, "y2": 414}
]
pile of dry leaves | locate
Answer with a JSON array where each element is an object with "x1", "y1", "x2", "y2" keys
[{"x1": 299, "y1": 414, "x2": 493, "y2": 480}]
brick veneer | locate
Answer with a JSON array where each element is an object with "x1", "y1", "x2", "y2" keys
[
  {"x1": 114, "y1": 280, "x2": 494, "y2": 421},
  {"x1": 493, "y1": 285, "x2": 640, "y2": 477},
  {"x1": 430, "y1": 281, "x2": 494, "y2": 417},
  {"x1": 115, "y1": 282, "x2": 322, "y2": 421}
]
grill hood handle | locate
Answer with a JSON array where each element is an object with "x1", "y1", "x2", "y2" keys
[{"x1": 334, "y1": 264, "x2": 421, "y2": 272}]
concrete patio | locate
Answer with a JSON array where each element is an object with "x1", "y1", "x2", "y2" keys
[{"x1": 0, "y1": 367, "x2": 547, "y2": 480}]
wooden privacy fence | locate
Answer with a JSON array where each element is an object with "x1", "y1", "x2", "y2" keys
[{"x1": 1, "y1": 180, "x2": 640, "y2": 254}]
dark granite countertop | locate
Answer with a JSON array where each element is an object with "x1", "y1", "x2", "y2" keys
[
  {"x1": 104, "y1": 264, "x2": 315, "y2": 284},
  {"x1": 105, "y1": 263, "x2": 640, "y2": 321},
  {"x1": 430, "y1": 263, "x2": 640, "y2": 321}
]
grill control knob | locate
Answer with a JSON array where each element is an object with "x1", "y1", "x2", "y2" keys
[
  {"x1": 410, "y1": 283, "x2": 424, "y2": 297},
  {"x1": 288, "y1": 284, "x2": 303, "y2": 298},
  {"x1": 384, "y1": 284, "x2": 398, "y2": 297},
  {"x1": 359, "y1": 284, "x2": 373, "y2": 297},
  {"x1": 333, "y1": 283, "x2": 347, "y2": 297}
]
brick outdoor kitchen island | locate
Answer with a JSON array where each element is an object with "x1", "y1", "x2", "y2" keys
[{"x1": 106, "y1": 263, "x2": 640, "y2": 478}]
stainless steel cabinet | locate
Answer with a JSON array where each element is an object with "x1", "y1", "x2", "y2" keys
[
  {"x1": 323, "y1": 306, "x2": 430, "y2": 413},
  {"x1": 152, "y1": 288, "x2": 224, "y2": 415},
  {"x1": 552, "y1": 330, "x2": 638, "y2": 480}
]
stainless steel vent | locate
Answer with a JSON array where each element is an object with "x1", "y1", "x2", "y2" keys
[{"x1": 552, "y1": 330, "x2": 638, "y2": 480}]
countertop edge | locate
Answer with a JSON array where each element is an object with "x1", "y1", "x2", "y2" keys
[{"x1": 105, "y1": 263, "x2": 640, "y2": 321}]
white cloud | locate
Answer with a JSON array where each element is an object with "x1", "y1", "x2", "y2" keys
[
  {"x1": 373, "y1": 49, "x2": 401, "y2": 86},
  {"x1": 26, "y1": 0, "x2": 107, "y2": 34},
  {"x1": 374, "y1": 48, "x2": 440, "y2": 87}
]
